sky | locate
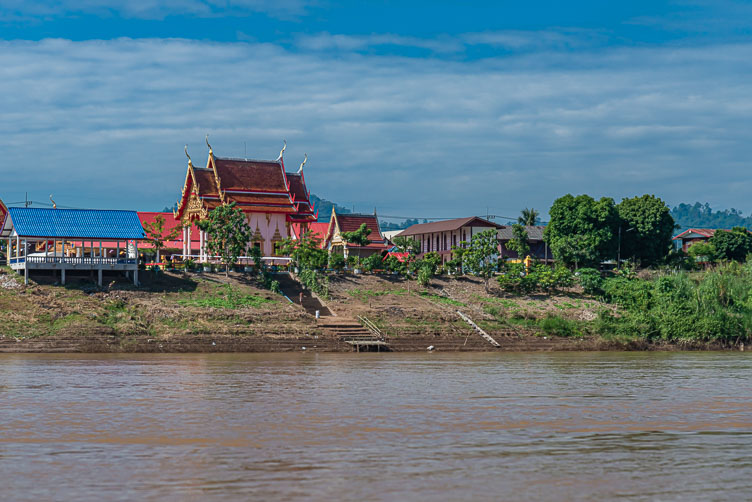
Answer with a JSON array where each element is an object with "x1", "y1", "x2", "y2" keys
[{"x1": 1, "y1": 1, "x2": 751, "y2": 221}]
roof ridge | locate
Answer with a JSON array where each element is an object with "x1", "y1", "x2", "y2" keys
[{"x1": 215, "y1": 156, "x2": 280, "y2": 164}]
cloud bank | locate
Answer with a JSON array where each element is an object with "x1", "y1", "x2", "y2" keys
[{"x1": 0, "y1": 37, "x2": 750, "y2": 217}]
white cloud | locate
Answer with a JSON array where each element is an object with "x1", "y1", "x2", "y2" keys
[
  {"x1": 0, "y1": 0, "x2": 312, "y2": 21},
  {"x1": 0, "y1": 37, "x2": 751, "y2": 217}
]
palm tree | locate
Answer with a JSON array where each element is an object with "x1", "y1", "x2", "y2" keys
[{"x1": 518, "y1": 208, "x2": 539, "y2": 226}]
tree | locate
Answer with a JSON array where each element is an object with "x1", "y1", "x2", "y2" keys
[
  {"x1": 687, "y1": 241, "x2": 716, "y2": 264},
  {"x1": 616, "y1": 195, "x2": 675, "y2": 266},
  {"x1": 544, "y1": 194, "x2": 619, "y2": 269},
  {"x1": 416, "y1": 251, "x2": 441, "y2": 287},
  {"x1": 506, "y1": 223, "x2": 530, "y2": 258},
  {"x1": 519, "y1": 208, "x2": 539, "y2": 226},
  {"x1": 340, "y1": 223, "x2": 372, "y2": 268},
  {"x1": 279, "y1": 230, "x2": 328, "y2": 271},
  {"x1": 392, "y1": 235, "x2": 421, "y2": 292},
  {"x1": 461, "y1": 229, "x2": 499, "y2": 292},
  {"x1": 200, "y1": 202, "x2": 252, "y2": 277},
  {"x1": 709, "y1": 227, "x2": 752, "y2": 262},
  {"x1": 142, "y1": 214, "x2": 181, "y2": 263}
]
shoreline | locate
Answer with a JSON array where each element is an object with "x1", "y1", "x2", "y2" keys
[{"x1": 0, "y1": 269, "x2": 746, "y2": 354}]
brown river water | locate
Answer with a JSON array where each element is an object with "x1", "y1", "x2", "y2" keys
[{"x1": 1, "y1": 352, "x2": 752, "y2": 501}]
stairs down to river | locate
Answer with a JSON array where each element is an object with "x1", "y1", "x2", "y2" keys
[
  {"x1": 275, "y1": 273, "x2": 332, "y2": 317},
  {"x1": 318, "y1": 317, "x2": 390, "y2": 352}
]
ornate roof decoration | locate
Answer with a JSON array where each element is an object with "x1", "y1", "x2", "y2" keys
[
  {"x1": 173, "y1": 139, "x2": 317, "y2": 225},
  {"x1": 297, "y1": 154, "x2": 307, "y2": 174},
  {"x1": 277, "y1": 140, "x2": 286, "y2": 161}
]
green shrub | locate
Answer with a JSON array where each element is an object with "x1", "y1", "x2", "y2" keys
[
  {"x1": 328, "y1": 253, "x2": 345, "y2": 271},
  {"x1": 577, "y1": 268, "x2": 603, "y2": 296},
  {"x1": 539, "y1": 315, "x2": 583, "y2": 338}
]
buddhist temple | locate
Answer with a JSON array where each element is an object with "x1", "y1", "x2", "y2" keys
[
  {"x1": 173, "y1": 139, "x2": 317, "y2": 262},
  {"x1": 324, "y1": 208, "x2": 389, "y2": 258}
]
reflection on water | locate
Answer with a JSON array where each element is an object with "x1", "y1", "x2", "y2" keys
[{"x1": 1, "y1": 352, "x2": 751, "y2": 501}]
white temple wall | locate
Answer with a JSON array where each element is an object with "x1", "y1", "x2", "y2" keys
[{"x1": 246, "y1": 212, "x2": 289, "y2": 256}]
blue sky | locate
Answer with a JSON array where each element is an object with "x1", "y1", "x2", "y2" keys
[{"x1": 1, "y1": 1, "x2": 751, "y2": 220}]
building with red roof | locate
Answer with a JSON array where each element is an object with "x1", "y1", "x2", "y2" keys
[
  {"x1": 324, "y1": 208, "x2": 389, "y2": 258},
  {"x1": 173, "y1": 140, "x2": 317, "y2": 261},
  {"x1": 673, "y1": 228, "x2": 719, "y2": 253}
]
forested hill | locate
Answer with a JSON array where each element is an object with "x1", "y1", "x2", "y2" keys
[
  {"x1": 310, "y1": 194, "x2": 351, "y2": 221},
  {"x1": 671, "y1": 202, "x2": 752, "y2": 230}
]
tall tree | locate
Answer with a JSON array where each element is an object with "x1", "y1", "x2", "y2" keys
[
  {"x1": 617, "y1": 195, "x2": 675, "y2": 266},
  {"x1": 544, "y1": 194, "x2": 619, "y2": 269},
  {"x1": 142, "y1": 214, "x2": 181, "y2": 263},
  {"x1": 518, "y1": 208, "x2": 539, "y2": 226},
  {"x1": 461, "y1": 229, "x2": 499, "y2": 292},
  {"x1": 340, "y1": 223, "x2": 372, "y2": 268},
  {"x1": 200, "y1": 202, "x2": 252, "y2": 277}
]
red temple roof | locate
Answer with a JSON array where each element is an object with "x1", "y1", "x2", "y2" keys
[{"x1": 174, "y1": 146, "x2": 316, "y2": 225}]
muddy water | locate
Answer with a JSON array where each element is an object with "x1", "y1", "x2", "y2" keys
[{"x1": 1, "y1": 352, "x2": 752, "y2": 501}]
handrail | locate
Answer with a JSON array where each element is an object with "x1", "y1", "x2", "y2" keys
[{"x1": 357, "y1": 315, "x2": 385, "y2": 340}]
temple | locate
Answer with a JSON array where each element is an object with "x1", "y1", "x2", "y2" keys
[
  {"x1": 324, "y1": 208, "x2": 389, "y2": 258},
  {"x1": 173, "y1": 140, "x2": 317, "y2": 262}
]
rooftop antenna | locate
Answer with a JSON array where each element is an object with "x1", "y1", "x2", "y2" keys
[
  {"x1": 244, "y1": 141, "x2": 247, "y2": 160},
  {"x1": 25, "y1": 192, "x2": 30, "y2": 208}
]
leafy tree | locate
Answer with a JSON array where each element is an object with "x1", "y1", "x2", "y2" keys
[
  {"x1": 392, "y1": 235, "x2": 421, "y2": 292},
  {"x1": 200, "y1": 202, "x2": 252, "y2": 277},
  {"x1": 518, "y1": 208, "x2": 539, "y2": 226},
  {"x1": 142, "y1": 214, "x2": 181, "y2": 263},
  {"x1": 617, "y1": 195, "x2": 675, "y2": 266},
  {"x1": 506, "y1": 223, "x2": 530, "y2": 258},
  {"x1": 340, "y1": 223, "x2": 372, "y2": 268},
  {"x1": 384, "y1": 254, "x2": 406, "y2": 274},
  {"x1": 279, "y1": 230, "x2": 328, "y2": 271},
  {"x1": 461, "y1": 229, "x2": 499, "y2": 292},
  {"x1": 446, "y1": 246, "x2": 466, "y2": 275},
  {"x1": 709, "y1": 227, "x2": 752, "y2": 262},
  {"x1": 544, "y1": 194, "x2": 619, "y2": 269}
]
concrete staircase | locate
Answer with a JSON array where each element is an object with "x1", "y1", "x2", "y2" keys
[{"x1": 318, "y1": 317, "x2": 389, "y2": 351}]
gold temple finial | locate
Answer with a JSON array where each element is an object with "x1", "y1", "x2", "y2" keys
[
  {"x1": 277, "y1": 139, "x2": 287, "y2": 161},
  {"x1": 205, "y1": 134, "x2": 212, "y2": 155},
  {"x1": 184, "y1": 145, "x2": 193, "y2": 167},
  {"x1": 49, "y1": 194, "x2": 56, "y2": 209},
  {"x1": 297, "y1": 153, "x2": 307, "y2": 174}
]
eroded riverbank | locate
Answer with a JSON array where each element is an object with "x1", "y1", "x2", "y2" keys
[{"x1": 0, "y1": 268, "x2": 742, "y2": 353}]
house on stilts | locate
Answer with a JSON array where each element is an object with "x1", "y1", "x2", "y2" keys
[{"x1": 1, "y1": 207, "x2": 145, "y2": 286}]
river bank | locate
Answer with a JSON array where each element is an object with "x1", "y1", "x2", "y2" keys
[{"x1": 0, "y1": 267, "x2": 739, "y2": 353}]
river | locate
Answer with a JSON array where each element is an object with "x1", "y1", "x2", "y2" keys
[{"x1": 1, "y1": 352, "x2": 751, "y2": 501}]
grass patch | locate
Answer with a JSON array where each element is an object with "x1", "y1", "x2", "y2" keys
[{"x1": 417, "y1": 292, "x2": 466, "y2": 307}]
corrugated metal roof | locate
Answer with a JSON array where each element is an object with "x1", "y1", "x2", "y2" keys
[
  {"x1": 498, "y1": 225, "x2": 546, "y2": 241},
  {"x1": 8, "y1": 208, "x2": 145, "y2": 239}
]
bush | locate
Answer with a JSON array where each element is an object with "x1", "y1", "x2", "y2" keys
[
  {"x1": 384, "y1": 255, "x2": 406, "y2": 274},
  {"x1": 328, "y1": 253, "x2": 345, "y2": 271},
  {"x1": 362, "y1": 253, "x2": 384, "y2": 272},
  {"x1": 299, "y1": 268, "x2": 329, "y2": 299},
  {"x1": 577, "y1": 268, "x2": 603, "y2": 296}
]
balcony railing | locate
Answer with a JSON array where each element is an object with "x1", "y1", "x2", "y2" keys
[{"x1": 10, "y1": 256, "x2": 138, "y2": 265}]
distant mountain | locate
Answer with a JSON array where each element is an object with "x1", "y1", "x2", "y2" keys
[
  {"x1": 310, "y1": 194, "x2": 351, "y2": 222},
  {"x1": 671, "y1": 202, "x2": 752, "y2": 230},
  {"x1": 380, "y1": 218, "x2": 429, "y2": 231}
]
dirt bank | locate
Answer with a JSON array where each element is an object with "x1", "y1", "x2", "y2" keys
[{"x1": 0, "y1": 268, "x2": 732, "y2": 353}]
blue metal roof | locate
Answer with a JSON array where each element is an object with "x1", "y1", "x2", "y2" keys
[{"x1": 7, "y1": 208, "x2": 145, "y2": 239}]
